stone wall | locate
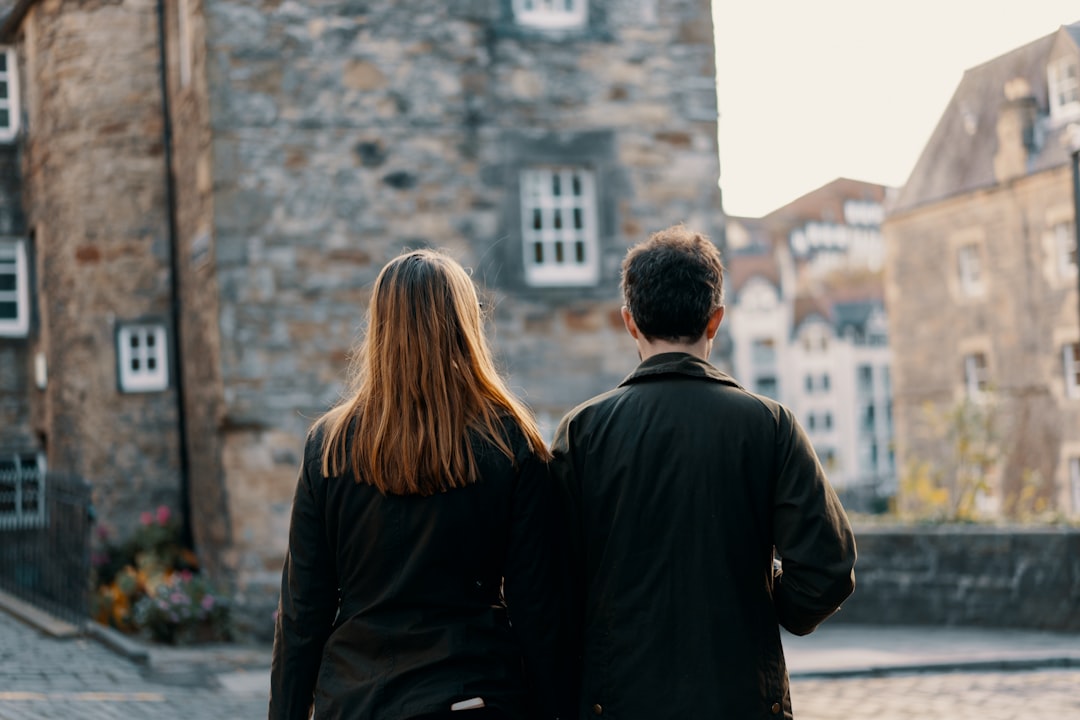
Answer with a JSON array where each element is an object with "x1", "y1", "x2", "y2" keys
[
  {"x1": 18, "y1": 0, "x2": 182, "y2": 535},
  {"x1": 201, "y1": 0, "x2": 722, "y2": 631},
  {"x1": 833, "y1": 527, "x2": 1080, "y2": 631},
  {"x1": 883, "y1": 167, "x2": 1080, "y2": 516}
]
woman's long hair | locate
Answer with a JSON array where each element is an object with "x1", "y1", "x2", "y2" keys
[{"x1": 317, "y1": 249, "x2": 551, "y2": 495}]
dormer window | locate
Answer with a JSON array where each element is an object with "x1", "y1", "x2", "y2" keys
[
  {"x1": 512, "y1": 0, "x2": 587, "y2": 30},
  {"x1": 1048, "y1": 56, "x2": 1080, "y2": 122}
]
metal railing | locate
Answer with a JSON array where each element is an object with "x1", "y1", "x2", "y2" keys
[{"x1": 0, "y1": 464, "x2": 93, "y2": 626}]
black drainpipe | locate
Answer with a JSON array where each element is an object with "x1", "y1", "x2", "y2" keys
[{"x1": 154, "y1": 0, "x2": 194, "y2": 549}]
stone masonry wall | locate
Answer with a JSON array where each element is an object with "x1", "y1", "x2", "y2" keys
[
  {"x1": 201, "y1": 0, "x2": 721, "y2": 631},
  {"x1": 19, "y1": 0, "x2": 182, "y2": 536},
  {"x1": 883, "y1": 167, "x2": 1080, "y2": 516},
  {"x1": 835, "y1": 527, "x2": 1080, "y2": 631}
]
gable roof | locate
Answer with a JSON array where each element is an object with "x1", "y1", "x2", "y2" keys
[{"x1": 893, "y1": 23, "x2": 1080, "y2": 215}]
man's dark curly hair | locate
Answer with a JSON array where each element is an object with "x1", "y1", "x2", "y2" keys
[{"x1": 620, "y1": 225, "x2": 725, "y2": 343}]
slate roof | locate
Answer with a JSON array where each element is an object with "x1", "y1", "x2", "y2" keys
[{"x1": 893, "y1": 23, "x2": 1080, "y2": 215}]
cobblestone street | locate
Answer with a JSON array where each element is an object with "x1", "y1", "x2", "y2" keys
[{"x1": 2, "y1": 608, "x2": 1079, "y2": 719}]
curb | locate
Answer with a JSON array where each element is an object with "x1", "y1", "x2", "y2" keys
[
  {"x1": 83, "y1": 620, "x2": 151, "y2": 666},
  {"x1": 789, "y1": 655, "x2": 1080, "y2": 680},
  {"x1": 0, "y1": 589, "x2": 81, "y2": 639}
]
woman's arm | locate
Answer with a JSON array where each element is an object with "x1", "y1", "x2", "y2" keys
[{"x1": 269, "y1": 445, "x2": 339, "y2": 720}]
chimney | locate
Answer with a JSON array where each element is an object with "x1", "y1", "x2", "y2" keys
[{"x1": 993, "y1": 77, "x2": 1039, "y2": 183}]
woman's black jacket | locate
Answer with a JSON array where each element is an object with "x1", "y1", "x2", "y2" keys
[{"x1": 270, "y1": 423, "x2": 567, "y2": 720}]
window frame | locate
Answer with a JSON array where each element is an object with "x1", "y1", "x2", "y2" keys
[
  {"x1": 963, "y1": 351, "x2": 990, "y2": 399},
  {"x1": 519, "y1": 166, "x2": 600, "y2": 287},
  {"x1": 1054, "y1": 221, "x2": 1078, "y2": 278},
  {"x1": 1064, "y1": 342, "x2": 1080, "y2": 399},
  {"x1": 511, "y1": 0, "x2": 587, "y2": 30},
  {"x1": 116, "y1": 322, "x2": 170, "y2": 393},
  {"x1": 957, "y1": 243, "x2": 983, "y2": 296},
  {"x1": 0, "y1": 238, "x2": 29, "y2": 337},
  {"x1": 0, "y1": 451, "x2": 46, "y2": 528},
  {"x1": 0, "y1": 47, "x2": 19, "y2": 143},
  {"x1": 1048, "y1": 56, "x2": 1080, "y2": 122}
]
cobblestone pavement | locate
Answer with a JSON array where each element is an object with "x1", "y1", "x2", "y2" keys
[
  {"x1": 3, "y1": 609, "x2": 1080, "y2": 719},
  {"x1": 791, "y1": 670, "x2": 1080, "y2": 719},
  {"x1": 0, "y1": 610, "x2": 266, "y2": 720}
]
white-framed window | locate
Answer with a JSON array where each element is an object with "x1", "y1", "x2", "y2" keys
[
  {"x1": 0, "y1": 239, "x2": 29, "y2": 337},
  {"x1": 964, "y1": 351, "x2": 990, "y2": 398},
  {"x1": 512, "y1": 0, "x2": 587, "y2": 29},
  {"x1": 1071, "y1": 456, "x2": 1080, "y2": 514},
  {"x1": 821, "y1": 373, "x2": 830, "y2": 391},
  {"x1": 0, "y1": 452, "x2": 45, "y2": 528},
  {"x1": 755, "y1": 375, "x2": 778, "y2": 398},
  {"x1": 0, "y1": 47, "x2": 19, "y2": 143},
  {"x1": 117, "y1": 323, "x2": 169, "y2": 392},
  {"x1": 1048, "y1": 56, "x2": 1080, "y2": 121},
  {"x1": 804, "y1": 374, "x2": 813, "y2": 393},
  {"x1": 1064, "y1": 342, "x2": 1080, "y2": 399},
  {"x1": 520, "y1": 166, "x2": 598, "y2": 287},
  {"x1": 750, "y1": 337, "x2": 776, "y2": 366},
  {"x1": 1054, "y1": 221, "x2": 1078, "y2": 277},
  {"x1": 957, "y1": 243, "x2": 983, "y2": 295}
]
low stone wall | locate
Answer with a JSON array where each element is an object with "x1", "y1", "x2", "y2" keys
[{"x1": 832, "y1": 526, "x2": 1080, "y2": 631}]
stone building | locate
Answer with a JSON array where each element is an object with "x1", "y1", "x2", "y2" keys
[
  {"x1": 884, "y1": 23, "x2": 1080, "y2": 518},
  {"x1": 0, "y1": 0, "x2": 721, "y2": 631},
  {"x1": 726, "y1": 178, "x2": 895, "y2": 510}
]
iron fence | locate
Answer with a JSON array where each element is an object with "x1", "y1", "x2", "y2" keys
[{"x1": 0, "y1": 462, "x2": 93, "y2": 626}]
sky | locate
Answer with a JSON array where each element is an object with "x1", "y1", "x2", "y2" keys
[{"x1": 713, "y1": 1, "x2": 1080, "y2": 218}]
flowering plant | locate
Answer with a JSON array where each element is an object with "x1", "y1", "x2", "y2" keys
[{"x1": 91, "y1": 505, "x2": 230, "y2": 644}]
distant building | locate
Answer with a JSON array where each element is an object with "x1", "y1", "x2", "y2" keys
[
  {"x1": 0, "y1": 0, "x2": 721, "y2": 632},
  {"x1": 726, "y1": 178, "x2": 895, "y2": 509},
  {"x1": 884, "y1": 22, "x2": 1080, "y2": 518}
]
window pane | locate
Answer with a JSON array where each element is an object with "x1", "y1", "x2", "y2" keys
[
  {"x1": 552, "y1": 173, "x2": 561, "y2": 197},
  {"x1": 0, "y1": 273, "x2": 15, "y2": 291},
  {"x1": 0, "y1": 83, "x2": 8, "y2": 101},
  {"x1": 555, "y1": 241, "x2": 564, "y2": 263},
  {"x1": 575, "y1": 240, "x2": 585, "y2": 263},
  {"x1": 572, "y1": 173, "x2": 582, "y2": 196},
  {"x1": 574, "y1": 207, "x2": 583, "y2": 230},
  {"x1": 0, "y1": 301, "x2": 16, "y2": 319},
  {"x1": 147, "y1": 333, "x2": 156, "y2": 347},
  {"x1": 0, "y1": 54, "x2": 7, "y2": 72},
  {"x1": 132, "y1": 358, "x2": 141, "y2": 371},
  {"x1": 0, "y1": 109, "x2": 9, "y2": 128},
  {"x1": 148, "y1": 357, "x2": 157, "y2": 370},
  {"x1": 130, "y1": 334, "x2": 139, "y2": 348},
  {"x1": 533, "y1": 242, "x2": 543, "y2": 264},
  {"x1": 553, "y1": 209, "x2": 562, "y2": 229},
  {"x1": 532, "y1": 208, "x2": 542, "y2": 231}
]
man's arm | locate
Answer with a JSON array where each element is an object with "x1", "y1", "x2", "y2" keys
[{"x1": 771, "y1": 407, "x2": 857, "y2": 636}]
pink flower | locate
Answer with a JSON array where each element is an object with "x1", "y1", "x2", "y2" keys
[
  {"x1": 140, "y1": 512, "x2": 153, "y2": 526},
  {"x1": 201, "y1": 595, "x2": 215, "y2": 611},
  {"x1": 180, "y1": 570, "x2": 193, "y2": 582},
  {"x1": 155, "y1": 505, "x2": 171, "y2": 526}
]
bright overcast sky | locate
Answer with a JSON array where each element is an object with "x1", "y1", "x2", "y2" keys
[{"x1": 713, "y1": 1, "x2": 1080, "y2": 217}]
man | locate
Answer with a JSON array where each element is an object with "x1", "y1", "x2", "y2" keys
[{"x1": 551, "y1": 225, "x2": 856, "y2": 719}]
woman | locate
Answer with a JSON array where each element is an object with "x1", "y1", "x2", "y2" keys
[{"x1": 270, "y1": 250, "x2": 566, "y2": 720}]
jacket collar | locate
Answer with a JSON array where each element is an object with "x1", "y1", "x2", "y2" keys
[{"x1": 618, "y1": 352, "x2": 744, "y2": 389}]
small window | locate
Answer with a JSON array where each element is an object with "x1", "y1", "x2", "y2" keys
[
  {"x1": 1054, "y1": 221, "x2": 1078, "y2": 277},
  {"x1": 857, "y1": 364, "x2": 873, "y2": 393},
  {"x1": 0, "y1": 452, "x2": 45, "y2": 528},
  {"x1": 957, "y1": 244, "x2": 983, "y2": 295},
  {"x1": 751, "y1": 337, "x2": 776, "y2": 365},
  {"x1": 1048, "y1": 56, "x2": 1080, "y2": 121},
  {"x1": 0, "y1": 48, "x2": 19, "y2": 143},
  {"x1": 1071, "y1": 456, "x2": 1080, "y2": 514},
  {"x1": 512, "y1": 0, "x2": 587, "y2": 29},
  {"x1": 520, "y1": 167, "x2": 598, "y2": 286},
  {"x1": 807, "y1": 413, "x2": 816, "y2": 431},
  {"x1": 1064, "y1": 342, "x2": 1080, "y2": 399},
  {"x1": 804, "y1": 375, "x2": 813, "y2": 393},
  {"x1": 821, "y1": 373, "x2": 830, "y2": 392},
  {"x1": 117, "y1": 323, "x2": 169, "y2": 392},
  {"x1": 0, "y1": 239, "x2": 29, "y2": 337},
  {"x1": 964, "y1": 352, "x2": 990, "y2": 398},
  {"x1": 824, "y1": 412, "x2": 833, "y2": 430},
  {"x1": 755, "y1": 375, "x2": 778, "y2": 398}
]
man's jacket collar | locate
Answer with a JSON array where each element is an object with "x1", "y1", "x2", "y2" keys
[{"x1": 618, "y1": 352, "x2": 743, "y2": 389}]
